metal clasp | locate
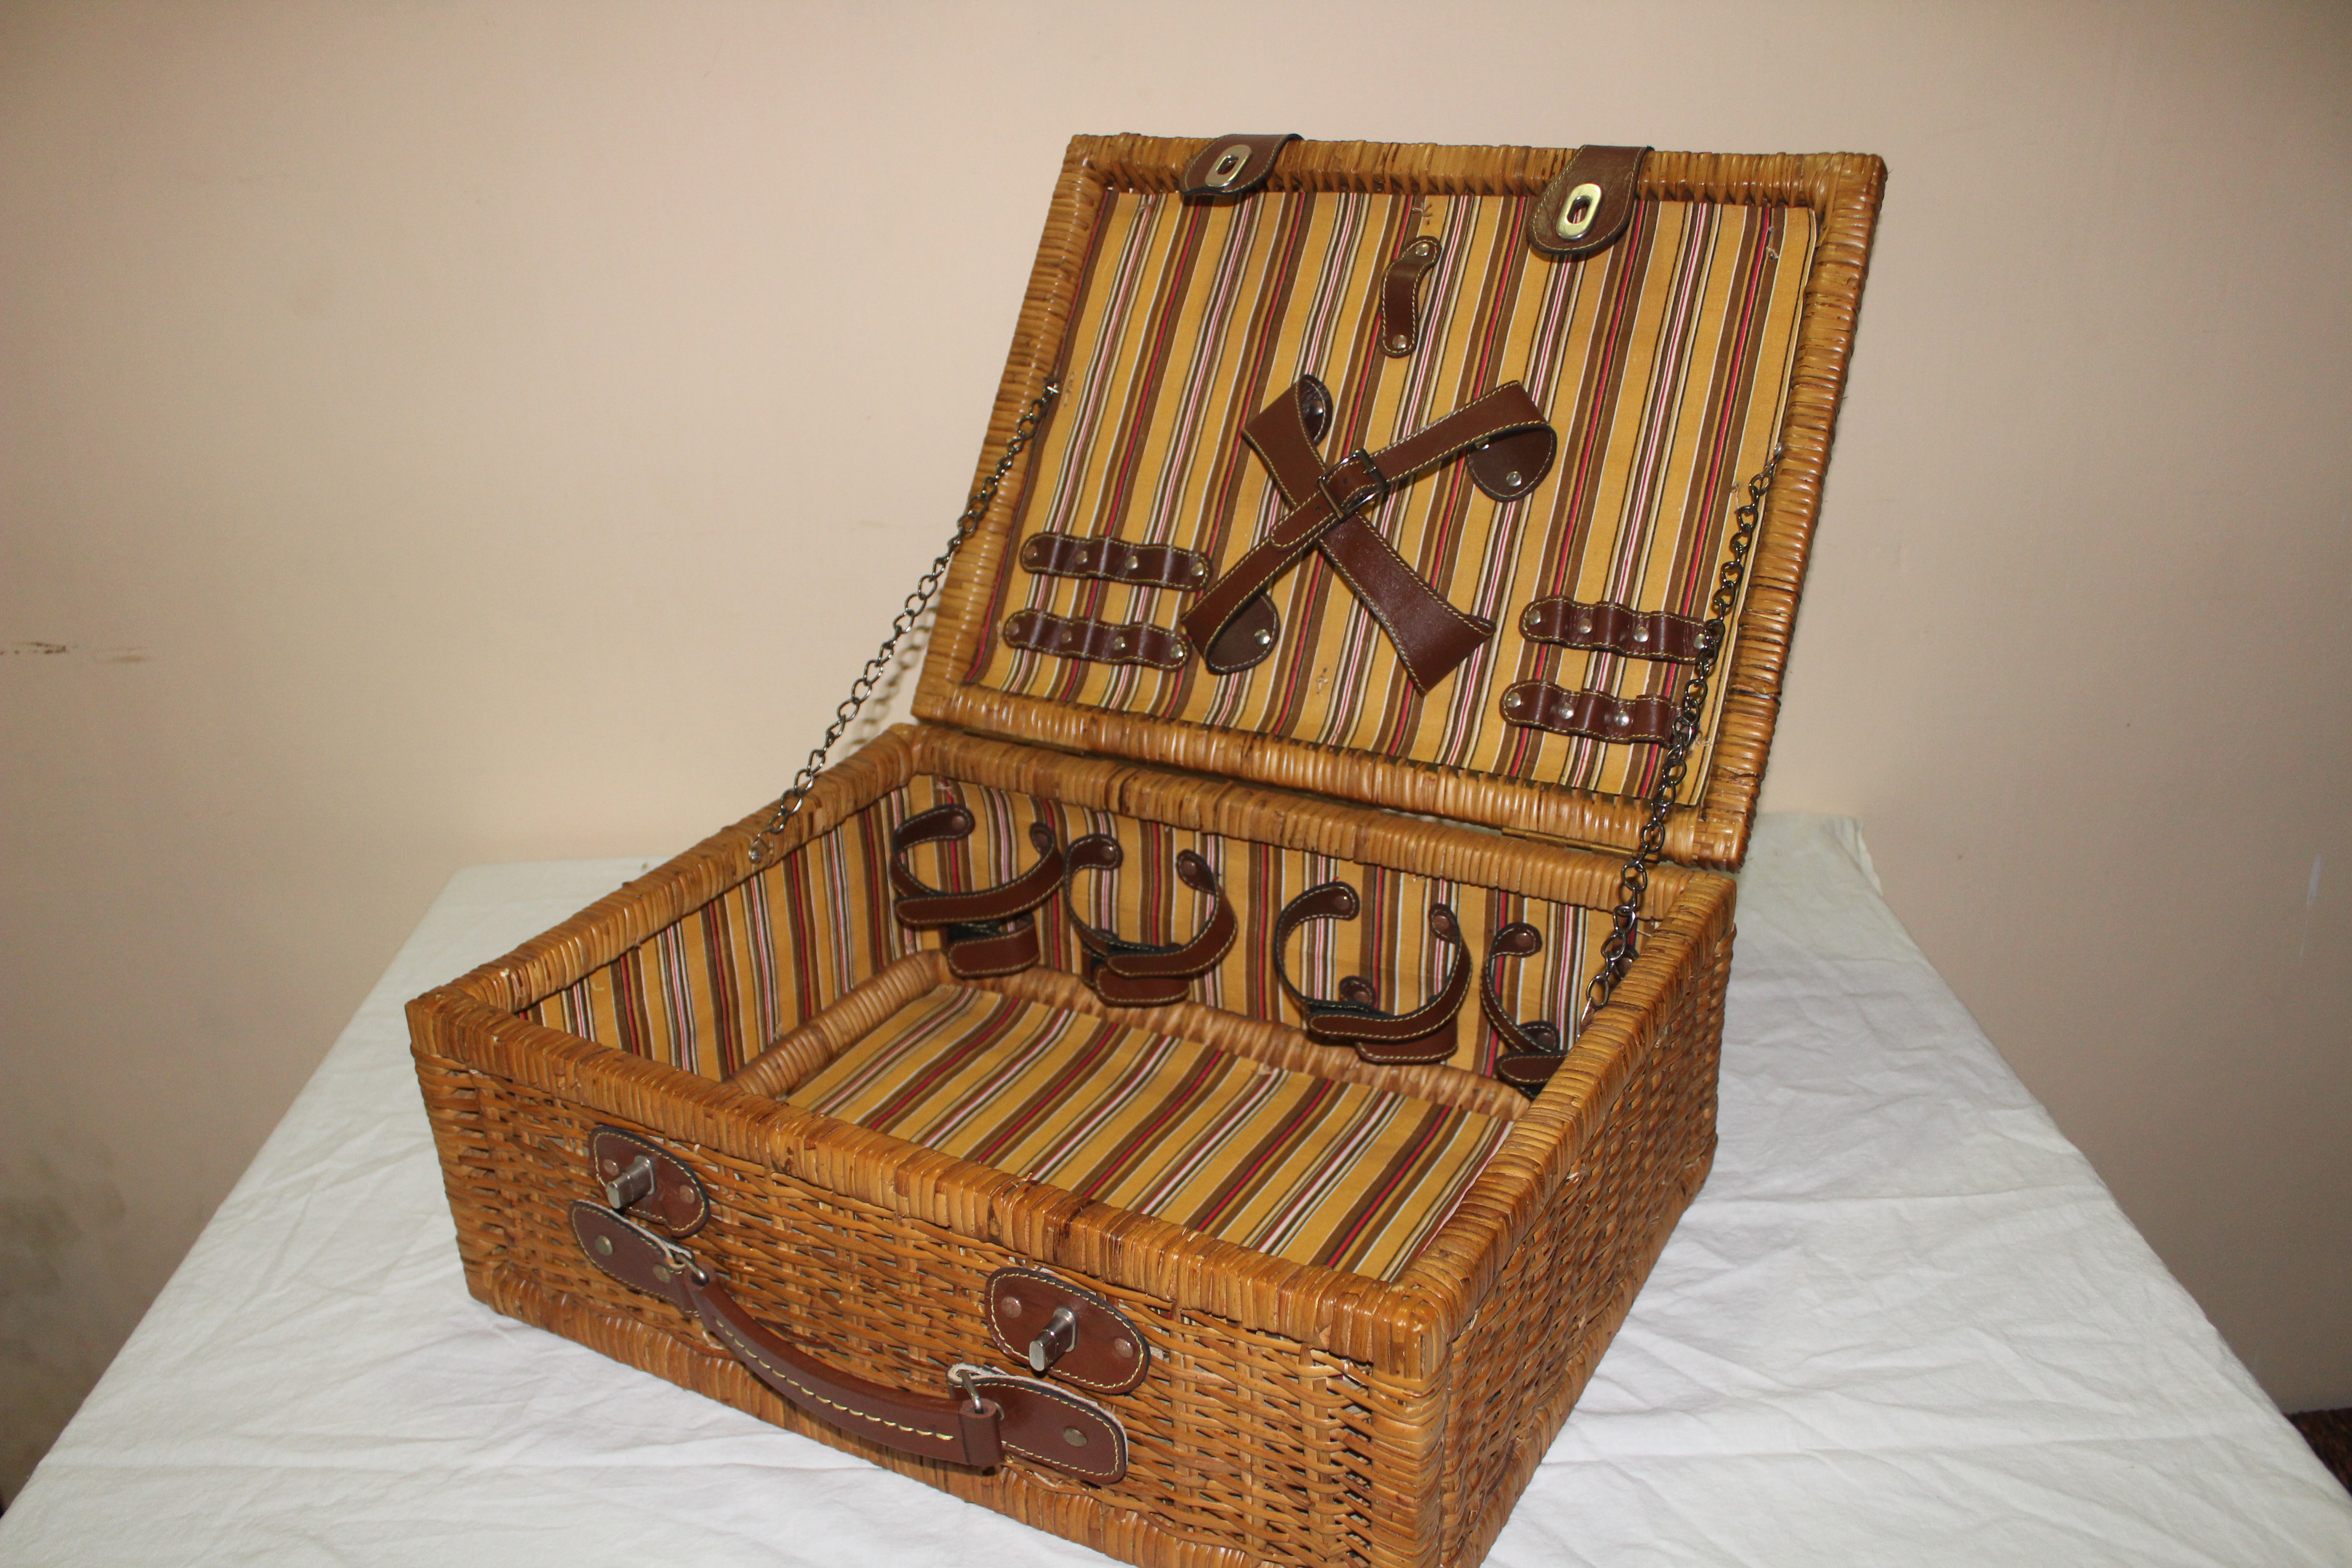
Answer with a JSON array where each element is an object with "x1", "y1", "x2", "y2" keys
[
  {"x1": 1204, "y1": 143, "x2": 1252, "y2": 189},
  {"x1": 603, "y1": 1154, "x2": 654, "y2": 1212},
  {"x1": 1317, "y1": 448, "x2": 1388, "y2": 519},
  {"x1": 1555, "y1": 181, "x2": 1604, "y2": 241},
  {"x1": 1027, "y1": 1305, "x2": 1079, "y2": 1373}
]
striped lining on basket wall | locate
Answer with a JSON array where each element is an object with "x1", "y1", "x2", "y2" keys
[
  {"x1": 964, "y1": 190, "x2": 1813, "y2": 805},
  {"x1": 789, "y1": 982, "x2": 1508, "y2": 1280},
  {"x1": 528, "y1": 777, "x2": 1613, "y2": 1083}
]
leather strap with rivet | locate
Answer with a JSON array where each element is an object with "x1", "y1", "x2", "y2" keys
[
  {"x1": 889, "y1": 804, "x2": 1063, "y2": 980},
  {"x1": 1271, "y1": 882, "x2": 1471, "y2": 1066},
  {"x1": 1001, "y1": 610, "x2": 1191, "y2": 671},
  {"x1": 1181, "y1": 376, "x2": 1555, "y2": 690},
  {"x1": 570, "y1": 1201, "x2": 1126, "y2": 1482},
  {"x1": 1497, "y1": 681, "x2": 1677, "y2": 745},
  {"x1": 1018, "y1": 534, "x2": 1211, "y2": 593},
  {"x1": 1380, "y1": 235, "x2": 1443, "y2": 357},
  {"x1": 1061, "y1": 836, "x2": 1236, "y2": 1007},
  {"x1": 1519, "y1": 597, "x2": 1711, "y2": 663}
]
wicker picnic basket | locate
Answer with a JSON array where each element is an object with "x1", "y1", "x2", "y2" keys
[{"x1": 407, "y1": 135, "x2": 1882, "y2": 1567}]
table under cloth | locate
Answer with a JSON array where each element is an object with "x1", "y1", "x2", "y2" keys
[{"x1": 5, "y1": 815, "x2": 2347, "y2": 1565}]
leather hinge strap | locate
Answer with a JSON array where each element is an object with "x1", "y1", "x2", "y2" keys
[
  {"x1": 1181, "y1": 377, "x2": 1554, "y2": 691},
  {"x1": 1498, "y1": 681, "x2": 1677, "y2": 745},
  {"x1": 1063, "y1": 837, "x2": 1237, "y2": 1007},
  {"x1": 1272, "y1": 882, "x2": 1470, "y2": 1066},
  {"x1": 890, "y1": 804, "x2": 1063, "y2": 979},
  {"x1": 1527, "y1": 144, "x2": 1649, "y2": 260},
  {"x1": 1519, "y1": 597, "x2": 1711, "y2": 663}
]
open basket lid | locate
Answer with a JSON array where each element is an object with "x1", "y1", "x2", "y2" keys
[{"x1": 916, "y1": 135, "x2": 1883, "y2": 871}]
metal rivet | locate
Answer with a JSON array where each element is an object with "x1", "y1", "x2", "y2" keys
[
  {"x1": 1632, "y1": 625, "x2": 1648, "y2": 641},
  {"x1": 652, "y1": 1264, "x2": 671, "y2": 1281},
  {"x1": 593, "y1": 1235, "x2": 614, "y2": 1256},
  {"x1": 1113, "y1": 1338, "x2": 1134, "y2": 1359},
  {"x1": 600, "y1": 1158, "x2": 618, "y2": 1176},
  {"x1": 1388, "y1": 334, "x2": 1411, "y2": 352},
  {"x1": 1127, "y1": 552, "x2": 1143, "y2": 572},
  {"x1": 1062, "y1": 1426, "x2": 1088, "y2": 1447},
  {"x1": 1001, "y1": 1296, "x2": 1022, "y2": 1317},
  {"x1": 1504, "y1": 470, "x2": 1523, "y2": 488},
  {"x1": 1253, "y1": 628, "x2": 1274, "y2": 648},
  {"x1": 1504, "y1": 692, "x2": 1523, "y2": 711}
]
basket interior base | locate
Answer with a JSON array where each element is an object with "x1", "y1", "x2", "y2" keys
[{"x1": 775, "y1": 969, "x2": 1511, "y2": 1283}]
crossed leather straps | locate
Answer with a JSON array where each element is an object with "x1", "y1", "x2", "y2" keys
[{"x1": 1181, "y1": 375, "x2": 1555, "y2": 691}]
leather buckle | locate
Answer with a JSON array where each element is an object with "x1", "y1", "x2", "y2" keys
[{"x1": 1317, "y1": 448, "x2": 1387, "y2": 519}]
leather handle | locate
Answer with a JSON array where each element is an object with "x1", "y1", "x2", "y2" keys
[
  {"x1": 571, "y1": 1202, "x2": 1127, "y2": 1481},
  {"x1": 890, "y1": 806, "x2": 1063, "y2": 980}
]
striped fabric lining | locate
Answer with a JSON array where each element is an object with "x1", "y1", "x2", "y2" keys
[
  {"x1": 528, "y1": 787, "x2": 918, "y2": 1077},
  {"x1": 529, "y1": 775, "x2": 1610, "y2": 1083},
  {"x1": 790, "y1": 982, "x2": 1509, "y2": 1280},
  {"x1": 963, "y1": 189, "x2": 1815, "y2": 805}
]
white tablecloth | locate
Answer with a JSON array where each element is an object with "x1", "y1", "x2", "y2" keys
[{"x1": 6, "y1": 815, "x2": 2347, "y2": 1565}]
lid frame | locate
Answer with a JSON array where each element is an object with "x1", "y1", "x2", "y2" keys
[{"x1": 915, "y1": 135, "x2": 1883, "y2": 871}]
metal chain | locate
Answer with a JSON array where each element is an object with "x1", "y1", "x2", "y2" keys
[
  {"x1": 1581, "y1": 446, "x2": 1784, "y2": 1024},
  {"x1": 746, "y1": 377, "x2": 1061, "y2": 863}
]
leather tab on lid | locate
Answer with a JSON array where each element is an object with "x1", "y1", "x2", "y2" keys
[
  {"x1": 1528, "y1": 145, "x2": 1649, "y2": 259},
  {"x1": 1180, "y1": 133, "x2": 1297, "y2": 198}
]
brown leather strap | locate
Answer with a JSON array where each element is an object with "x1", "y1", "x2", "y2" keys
[
  {"x1": 1528, "y1": 145, "x2": 1649, "y2": 260},
  {"x1": 890, "y1": 806, "x2": 1062, "y2": 980},
  {"x1": 1480, "y1": 923, "x2": 1566, "y2": 1094},
  {"x1": 1063, "y1": 837, "x2": 1236, "y2": 1007},
  {"x1": 1001, "y1": 609, "x2": 1191, "y2": 670},
  {"x1": 1179, "y1": 133, "x2": 1296, "y2": 198},
  {"x1": 1272, "y1": 882, "x2": 1470, "y2": 1066},
  {"x1": 1519, "y1": 597, "x2": 1710, "y2": 663},
  {"x1": 1380, "y1": 235, "x2": 1441, "y2": 357},
  {"x1": 1498, "y1": 681, "x2": 1677, "y2": 745},
  {"x1": 1181, "y1": 378, "x2": 1553, "y2": 689},
  {"x1": 570, "y1": 1202, "x2": 1126, "y2": 1480},
  {"x1": 1018, "y1": 534, "x2": 1210, "y2": 593}
]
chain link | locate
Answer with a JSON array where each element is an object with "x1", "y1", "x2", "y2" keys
[
  {"x1": 1581, "y1": 446, "x2": 1784, "y2": 1026},
  {"x1": 746, "y1": 377, "x2": 1062, "y2": 863}
]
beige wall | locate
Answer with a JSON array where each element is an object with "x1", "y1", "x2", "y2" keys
[{"x1": 3, "y1": 0, "x2": 2346, "y2": 1496}]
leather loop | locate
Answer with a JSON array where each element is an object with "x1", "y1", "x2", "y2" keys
[
  {"x1": 1520, "y1": 598, "x2": 1710, "y2": 663},
  {"x1": 1380, "y1": 235, "x2": 1441, "y2": 357},
  {"x1": 1272, "y1": 883, "x2": 1470, "y2": 1066},
  {"x1": 1480, "y1": 923, "x2": 1566, "y2": 1096},
  {"x1": 1498, "y1": 681, "x2": 1677, "y2": 744},
  {"x1": 1001, "y1": 609, "x2": 1191, "y2": 670},
  {"x1": 1063, "y1": 837, "x2": 1236, "y2": 1007},
  {"x1": 1018, "y1": 534, "x2": 1210, "y2": 593},
  {"x1": 891, "y1": 806, "x2": 1062, "y2": 979},
  {"x1": 1183, "y1": 379, "x2": 1552, "y2": 690},
  {"x1": 1179, "y1": 133, "x2": 1297, "y2": 198},
  {"x1": 1528, "y1": 145, "x2": 1649, "y2": 260}
]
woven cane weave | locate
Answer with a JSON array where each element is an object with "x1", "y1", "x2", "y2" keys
[
  {"x1": 958, "y1": 189, "x2": 1814, "y2": 805},
  {"x1": 789, "y1": 981, "x2": 1509, "y2": 1280}
]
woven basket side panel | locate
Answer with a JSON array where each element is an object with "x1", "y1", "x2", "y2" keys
[
  {"x1": 1437, "y1": 908, "x2": 1731, "y2": 1566},
  {"x1": 955, "y1": 180, "x2": 1815, "y2": 808},
  {"x1": 523, "y1": 788, "x2": 916, "y2": 1077},
  {"x1": 899, "y1": 775, "x2": 1613, "y2": 1080},
  {"x1": 441, "y1": 1062, "x2": 1387, "y2": 1568}
]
